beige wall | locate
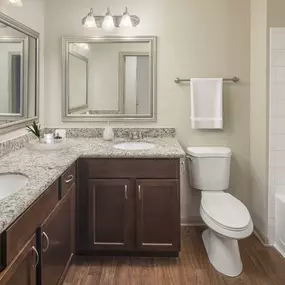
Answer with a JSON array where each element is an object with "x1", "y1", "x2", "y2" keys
[
  {"x1": 0, "y1": 0, "x2": 45, "y2": 142},
  {"x1": 268, "y1": 0, "x2": 285, "y2": 27},
  {"x1": 45, "y1": 0, "x2": 251, "y2": 221},
  {"x1": 249, "y1": 0, "x2": 269, "y2": 238}
]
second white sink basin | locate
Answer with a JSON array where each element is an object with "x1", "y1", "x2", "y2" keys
[
  {"x1": 0, "y1": 173, "x2": 28, "y2": 200},
  {"x1": 113, "y1": 142, "x2": 156, "y2": 151}
]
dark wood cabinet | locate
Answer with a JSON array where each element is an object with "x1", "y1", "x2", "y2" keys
[
  {"x1": 0, "y1": 235, "x2": 38, "y2": 285},
  {"x1": 77, "y1": 158, "x2": 181, "y2": 256},
  {"x1": 136, "y1": 179, "x2": 180, "y2": 251},
  {"x1": 87, "y1": 179, "x2": 132, "y2": 250},
  {"x1": 40, "y1": 185, "x2": 75, "y2": 285},
  {"x1": 3, "y1": 182, "x2": 58, "y2": 266},
  {"x1": 0, "y1": 164, "x2": 76, "y2": 284}
]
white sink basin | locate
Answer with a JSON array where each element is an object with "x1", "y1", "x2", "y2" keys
[
  {"x1": 113, "y1": 142, "x2": 156, "y2": 151},
  {"x1": 0, "y1": 173, "x2": 28, "y2": 200}
]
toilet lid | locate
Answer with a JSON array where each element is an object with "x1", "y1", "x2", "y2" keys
[{"x1": 201, "y1": 192, "x2": 251, "y2": 230}]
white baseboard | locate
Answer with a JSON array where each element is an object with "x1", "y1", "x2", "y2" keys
[
  {"x1": 275, "y1": 243, "x2": 285, "y2": 258},
  {"x1": 254, "y1": 227, "x2": 270, "y2": 246},
  {"x1": 181, "y1": 217, "x2": 205, "y2": 227}
]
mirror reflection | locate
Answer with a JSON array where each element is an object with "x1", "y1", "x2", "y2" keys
[
  {"x1": 64, "y1": 37, "x2": 156, "y2": 121},
  {"x1": 0, "y1": 24, "x2": 37, "y2": 125}
]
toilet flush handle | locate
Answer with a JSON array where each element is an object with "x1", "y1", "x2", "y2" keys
[{"x1": 186, "y1": 155, "x2": 192, "y2": 161}]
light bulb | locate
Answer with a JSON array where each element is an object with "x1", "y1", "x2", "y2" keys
[
  {"x1": 102, "y1": 8, "x2": 115, "y2": 31},
  {"x1": 82, "y1": 8, "x2": 97, "y2": 28},
  {"x1": 83, "y1": 43, "x2": 89, "y2": 50},
  {"x1": 78, "y1": 43, "x2": 89, "y2": 50},
  {"x1": 9, "y1": 0, "x2": 23, "y2": 7},
  {"x1": 120, "y1": 7, "x2": 133, "y2": 28}
]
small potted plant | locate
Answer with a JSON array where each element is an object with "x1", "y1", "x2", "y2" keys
[{"x1": 26, "y1": 121, "x2": 42, "y2": 142}]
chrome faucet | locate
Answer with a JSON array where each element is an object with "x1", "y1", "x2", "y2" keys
[{"x1": 128, "y1": 131, "x2": 144, "y2": 140}]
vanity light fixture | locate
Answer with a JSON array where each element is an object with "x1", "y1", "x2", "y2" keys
[
  {"x1": 120, "y1": 7, "x2": 133, "y2": 28},
  {"x1": 82, "y1": 8, "x2": 97, "y2": 28},
  {"x1": 102, "y1": 8, "x2": 115, "y2": 31},
  {"x1": 8, "y1": 0, "x2": 23, "y2": 7},
  {"x1": 82, "y1": 7, "x2": 140, "y2": 29}
]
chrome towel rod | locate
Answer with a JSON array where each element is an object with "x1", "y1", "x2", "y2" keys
[{"x1": 174, "y1": 77, "x2": 239, "y2": 84}]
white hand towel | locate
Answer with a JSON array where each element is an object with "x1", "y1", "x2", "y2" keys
[{"x1": 190, "y1": 78, "x2": 223, "y2": 129}]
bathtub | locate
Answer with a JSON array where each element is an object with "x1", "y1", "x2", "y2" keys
[{"x1": 275, "y1": 194, "x2": 285, "y2": 256}]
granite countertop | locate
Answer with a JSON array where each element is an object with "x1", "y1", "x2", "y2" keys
[{"x1": 0, "y1": 137, "x2": 185, "y2": 234}]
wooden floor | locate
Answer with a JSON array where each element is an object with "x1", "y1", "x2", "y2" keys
[{"x1": 63, "y1": 227, "x2": 285, "y2": 285}]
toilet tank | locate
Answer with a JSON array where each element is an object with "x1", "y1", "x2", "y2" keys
[{"x1": 187, "y1": 147, "x2": 232, "y2": 191}]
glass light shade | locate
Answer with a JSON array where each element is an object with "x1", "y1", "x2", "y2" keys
[
  {"x1": 120, "y1": 8, "x2": 133, "y2": 28},
  {"x1": 9, "y1": 0, "x2": 23, "y2": 7},
  {"x1": 83, "y1": 9, "x2": 97, "y2": 28},
  {"x1": 102, "y1": 8, "x2": 115, "y2": 31}
]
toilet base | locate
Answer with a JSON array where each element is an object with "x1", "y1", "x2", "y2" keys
[{"x1": 202, "y1": 229, "x2": 242, "y2": 277}]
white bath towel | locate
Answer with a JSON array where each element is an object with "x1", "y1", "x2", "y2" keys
[{"x1": 190, "y1": 78, "x2": 223, "y2": 129}]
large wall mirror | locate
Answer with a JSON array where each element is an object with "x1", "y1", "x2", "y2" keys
[
  {"x1": 63, "y1": 36, "x2": 157, "y2": 122},
  {"x1": 0, "y1": 12, "x2": 39, "y2": 133}
]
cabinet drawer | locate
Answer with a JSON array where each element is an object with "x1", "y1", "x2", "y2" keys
[
  {"x1": 61, "y1": 164, "x2": 76, "y2": 198},
  {"x1": 80, "y1": 159, "x2": 180, "y2": 179},
  {"x1": 3, "y1": 182, "x2": 58, "y2": 265}
]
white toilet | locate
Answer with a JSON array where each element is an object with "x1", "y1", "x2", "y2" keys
[{"x1": 186, "y1": 147, "x2": 253, "y2": 277}]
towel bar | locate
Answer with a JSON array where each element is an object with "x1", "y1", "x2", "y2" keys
[{"x1": 174, "y1": 77, "x2": 239, "y2": 84}]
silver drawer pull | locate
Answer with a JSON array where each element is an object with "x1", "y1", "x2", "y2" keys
[
  {"x1": 138, "y1": 185, "x2": 142, "y2": 200},
  {"x1": 125, "y1": 185, "x2": 128, "y2": 199},
  {"x1": 31, "y1": 246, "x2": 39, "y2": 268},
  {"x1": 64, "y1": 174, "x2": 74, "y2": 183},
  {"x1": 42, "y1": 232, "x2": 50, "y2": 252}
]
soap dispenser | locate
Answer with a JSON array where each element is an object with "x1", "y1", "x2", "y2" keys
[{"x1": 103, "y1": 122, "x2": 114, "y2": 141}]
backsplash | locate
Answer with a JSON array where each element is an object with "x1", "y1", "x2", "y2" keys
[
  {"x1": 0, "y1": 128, "x2": 176, "y2": 158},
  {"x1": 44, "y1": 128, "x2": 176, "y2": 139},
  {"x1": 0, "y1": 133, "x2": 35, "y2": 159}
]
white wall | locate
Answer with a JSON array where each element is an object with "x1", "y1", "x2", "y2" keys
[
  {"x1": 250, "y1": 0, "x2": 269, "y2": 240},
  {"x1": 267, "y1": 0, "x2": 285, "y2": 247},
  {"x1": 269, "y1": 28, "x2": 285, "y2": 246},
  {"x1": 136, "y1": 56, "x2": 150, "y2": 115},
  {"x1": 124, "y1": 56, "x2": 137, "y2": 114},
  {"x1": 45, "y1": 0, "x2": 251, "y2": 222},
  {"x1": 0, "y1": 0, "x2": 45, "y2": 141}
]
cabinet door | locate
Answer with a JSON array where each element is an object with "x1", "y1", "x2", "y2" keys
[
  {"x1": 0, "y1": 235, "x2": 38, "y2": 285},
  {"x1": 136, "y1": 179, "x2": 180, "y2": 252},
  {"x1": 87, "y1": 179, "x2": 132, "y2": 250},
  {"x1": 40, "y1": 185, "x2": 75, "y2": 285}
]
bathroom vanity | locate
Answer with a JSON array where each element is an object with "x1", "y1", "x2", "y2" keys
[
  {"x1": 77, "y1": 158, "x2": 180, "y2": 254},
  {"x1": 0, "y1": 9, "x2": 182, "y2": 285},
  {"x1": 0, "y1": 135, "x2": 184, "y2": 285}
]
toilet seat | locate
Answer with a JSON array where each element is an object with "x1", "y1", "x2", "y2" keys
[
  {"x1": 200, "y1": 192, "x2": 253, "y2": 239},
  {"x1": 201, "y1": 192, "x2": 251, "y2": 230}
]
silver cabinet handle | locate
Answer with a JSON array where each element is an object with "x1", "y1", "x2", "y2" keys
[
  {"x1": 125, "y1": 185, "x2": 128, "y2": 199},
  {"x1": 42, "y1": 232, "x2": 50, "y2": 252},
  {"x1": 31, "y1": 246, "x2": 39, "y2": 268},
  {"x1": 64, "y1": 174, "x2": 74, "y2": 183},
  {"x1": 138, "y1": 185, "x2": 142, "y2": 200}
]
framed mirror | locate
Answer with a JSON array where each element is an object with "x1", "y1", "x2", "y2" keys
[
  {"x1": 0, "y1": 12, "x2": 39, "y2": 133},
  {"x1": 62, "y1": 36, "x2": 157, "y2": 122}
]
